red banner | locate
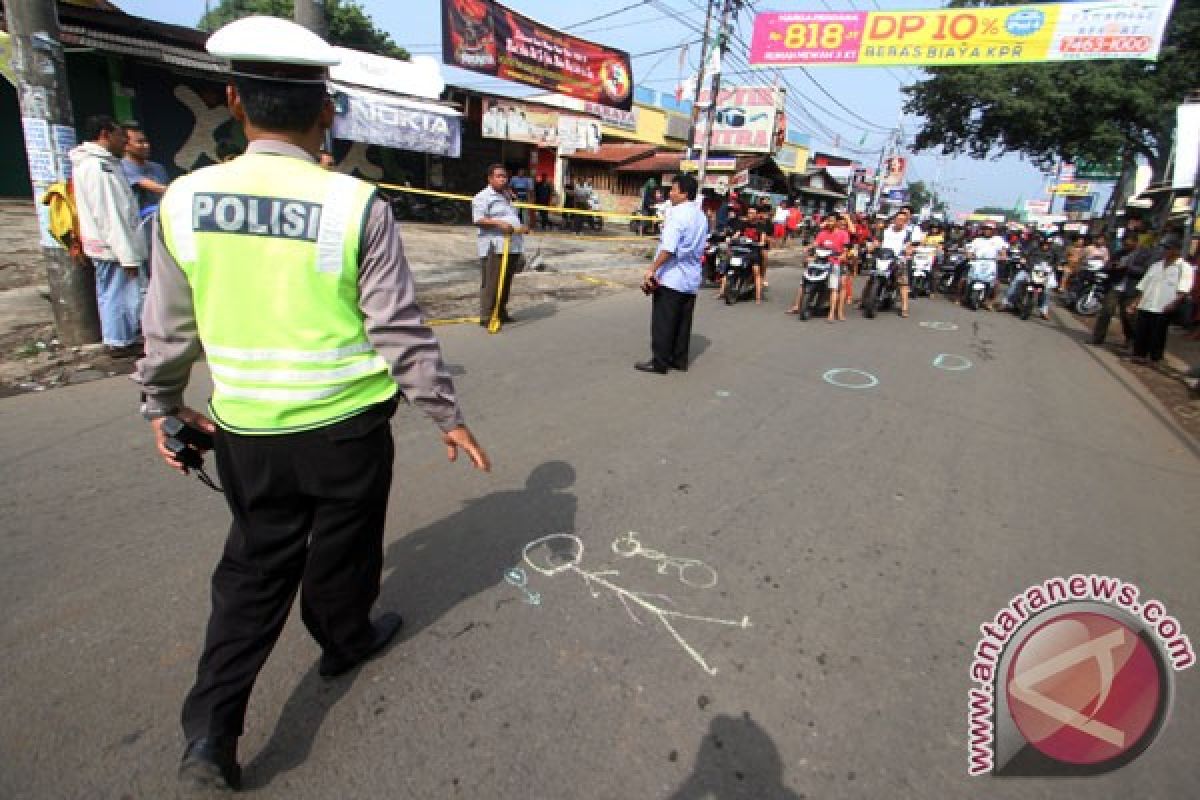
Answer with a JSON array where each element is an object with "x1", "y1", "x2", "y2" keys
[{"x1": 442, "y1": 0, "x2": 634, "y2": 111}]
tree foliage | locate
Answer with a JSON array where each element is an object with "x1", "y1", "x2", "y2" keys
[
  {"x1": 197, "y1": 0, "x2": 409, "y2": 60},
  {"x1": 902, "y1": 0, "x2": 1198, "y2": 181},
  {"x1": 907, "y1": 180, "x2": 947, "y2": 212}
]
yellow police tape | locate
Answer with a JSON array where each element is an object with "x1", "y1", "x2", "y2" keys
[
  {"x1": 375, "y1": 182, "x2": 661, "y2": 223},
  {"x1": 424, "y1": 269, "x2": 632, "y2": 326}
]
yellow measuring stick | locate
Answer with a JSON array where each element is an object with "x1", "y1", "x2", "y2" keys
[{"x1": 487, "y1": 234, "x2": 511, "y2": 334}]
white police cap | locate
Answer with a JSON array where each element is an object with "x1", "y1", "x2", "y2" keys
[{"x1": 206, "y1": 15, "x2": 341, "y2": 69}]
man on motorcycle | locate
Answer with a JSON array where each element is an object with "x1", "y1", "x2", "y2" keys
[
  {"x1": 963, "y1": 222, "x2": 1008, "y2": 310},
  {"x1": 718, "y1": 205, "x2": 769, "y2": 304},
  {"x1": 787, "y1": 215, "x2": 847, "y2": 319},
  {"x1": 876, "y1": 209, "x2": 916, "y2": 317},
  {"x1": 1001, "y1": 236, "x2": 1058, "y2": 318}
]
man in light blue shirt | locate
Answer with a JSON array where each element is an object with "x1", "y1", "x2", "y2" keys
[
  {"x1": 472, "y1": 164, "x2": 528, "y2": 326},
  {"x1": 636, "y1": 174, "x2": 708, "y2": 374}
]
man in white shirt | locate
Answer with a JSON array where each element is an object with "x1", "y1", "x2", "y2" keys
[
  {"x1": 68, "y1": 115, "x2": 148, "y2": 355},
  {"x1": 964, "y1": 223, "x2": 1008, "y2": 309},
  {"x1": 1128, "y1": 235, "x2": 1192, "y2": 364},
  {"x1": 877, "y1": 209, "x2": 916, "y2": 317}
]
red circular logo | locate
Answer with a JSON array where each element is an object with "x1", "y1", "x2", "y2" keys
[{"x1": 1006, "y1": 611, "x2": 1163, "y2": 765}]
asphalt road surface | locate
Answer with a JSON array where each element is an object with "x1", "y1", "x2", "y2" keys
[{"x1": 2, "y1": 267, "x2": 1197, "y2": 799}]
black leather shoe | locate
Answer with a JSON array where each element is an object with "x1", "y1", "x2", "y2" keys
[
  {"x1": 634, "y1": 360, "x2": 668, "y2": 374},
  {"x1": 499, "y1": 313, "x2": 516, "y2": 323},
  {"x1": 179, "y1": 736, "x2": 241, "y2": 792},
  {"x1": 319, "y1": 613, "x2": 403, "y2": 679}
]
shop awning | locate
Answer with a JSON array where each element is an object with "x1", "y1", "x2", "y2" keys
[
  {"x1": 330, "y1": 82, "x2": 462, "y2": 158},
  {"x1": 616, "y1": 150, "x2": 684, "y2": 173},
  {"x1": 564, "y1": 143, "x2": 656, "y2": 164}
]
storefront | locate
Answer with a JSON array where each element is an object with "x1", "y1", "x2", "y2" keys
[{"x1": 791, "y1": 168, "x2": 850, "y2": 216}]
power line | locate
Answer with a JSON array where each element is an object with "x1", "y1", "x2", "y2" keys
[{"x1": 563, "y1": 0, "x2": 651, "y2": 31}]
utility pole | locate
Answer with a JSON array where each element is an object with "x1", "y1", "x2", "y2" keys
[
  {"x1": 684, "y1": 0, "x2": 715, "y2": 161},
  {"x1": 294, "y1": 0, "x2": 328, "y2": 38},
  {"x1": 697, "y1": 0, "x2": 738, "y2": 190},
  {"x1": 3, "y1": 0, "x2": 100, "y2": 345}
]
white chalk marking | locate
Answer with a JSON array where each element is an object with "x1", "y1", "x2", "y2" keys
[
  {"x1": 521, "y1": 534, "x2": 750, "y2": 675},
  {"x1": 932, "y1": 353, "x2": 973, "y2": 371},
  {"x1": 611, "y1": 531, "x2": 719, "y2": 589},
  {"x1": 822, "y1": 368, "x2": 879, "y2": 389}
]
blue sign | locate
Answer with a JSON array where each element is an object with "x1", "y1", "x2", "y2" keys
[{"x1": 1063, "y1": 195, "x2": 1095, "y2": 213}]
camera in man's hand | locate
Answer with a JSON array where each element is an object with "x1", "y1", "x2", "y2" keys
[
  {"x1": 641, "y1": 275, "x2": 659, "y2": 295},
  {"x1": 162, "y1": 415, "x2": 214, "y2": 471}
]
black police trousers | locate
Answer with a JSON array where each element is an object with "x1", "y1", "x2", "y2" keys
[
  {"x1": 651, "y1": 284, "x2": 696, "y2": 370},
  {"x1": 181, "y1": 399, "x2": 397, "y2": 741}
]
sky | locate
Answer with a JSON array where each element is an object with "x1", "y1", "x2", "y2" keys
[{"x1": 114, "y1": 0, "x2": 1064, "y2": 215}]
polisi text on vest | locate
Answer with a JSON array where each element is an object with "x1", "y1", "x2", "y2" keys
[{"x1": 193, "y1": 193, "x2": 322, "y2": 241}]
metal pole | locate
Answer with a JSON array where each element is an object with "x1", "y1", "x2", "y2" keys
[
  {"x1": 293, "y1": 0, "x2": 327, "y2": 38},
  {"x1": 697, "y1": 0, "x2": 736, "y2": 190},
  {"x1": 684, "y1": 0, "x2": 715, "y2": 161},
  {"x1": 3, "y1": 0, "x2": 100, "y2": 345}
]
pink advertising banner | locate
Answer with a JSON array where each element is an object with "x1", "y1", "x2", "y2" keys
[{"x1": 750, "y1": 11, "x2": 867, "y2": 65}]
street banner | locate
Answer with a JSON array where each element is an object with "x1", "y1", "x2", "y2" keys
[
  {"x1": 1174, "y1": 102, "x2": 1199, "y2": 189},
  {"x1": 479, "y1": 96, "x2": 599, "y2": 153},
  {"x1": 692, "y1": 86, "x2": 784, "y2": 153},
  {"x1": 748, "y1": 1, "x2": 1174, "y2": 67},
  {"x1": 331, "y1": 85, "x2": 462, "y2": 157},
  {"x1": 1051, "y1": 181, "x2": 1092, "y2": 195},
  {"x1": 442, "y1": 0, "x2": 633, "y2": 110},
  {"x1": 1025, "y1": 199, "x2": 1051, "y2": 214}
]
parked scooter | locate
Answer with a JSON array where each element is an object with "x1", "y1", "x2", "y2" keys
[
  {"x1": 963, "y1": 258, "x2": 998, "y2": 311},
  {"x1": 798, "y1": 247, "x2": 834, "y2": 320},
  {"x1": 721, "y1": 235, "x2": 761, "y2": 305},
  {"x1": 1065, "y1": 257, "x2": 1111, "y2": 316},
  {"x1": 385, "y1": 188, "x2": 463, "y2": 225},
  {"x1": 862, "y1": 248, "x2": 899, "y2": 319}
]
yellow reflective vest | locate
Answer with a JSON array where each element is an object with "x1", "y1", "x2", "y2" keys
[{"x1": 158, "y1": 153, "x2": 396, "y2": 434}]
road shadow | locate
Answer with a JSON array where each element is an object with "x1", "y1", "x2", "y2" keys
[
  {"x1": 689, "y1": 334, "x2": 711, "y2": 364},
  {"x1": 509, "y1": 300, "x2": 558, "y2": 324},
  {"x1": 667, "y1": 712, "x2": 804, "y2": 800},
  {"x1": 243, "y1": 460, "x2": 578, "y2": 788}
]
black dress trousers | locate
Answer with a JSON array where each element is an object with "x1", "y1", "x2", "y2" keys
[
  {"x1": 651, "y1": 284, "x2": 697, "y2": 369},
  {"x1": 181, "y1": 399, "x2": 397, "y2": 741}
]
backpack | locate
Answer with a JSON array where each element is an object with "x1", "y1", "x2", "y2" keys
[{"x1": 40, "y1": 180, "x2": 85, "y2": 261}]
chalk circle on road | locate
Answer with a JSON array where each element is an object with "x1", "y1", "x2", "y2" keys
[
  {"x1": 822, "y1": 368, "x2": 879, "y2": 390},
  {"x1": 919, "y1": 321, "x2": 959, "y2": 331},
  {"x1": 932, "y1": 354, "x2": 973, "y2": 371}
]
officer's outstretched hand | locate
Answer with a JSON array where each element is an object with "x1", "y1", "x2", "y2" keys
[
  {"x1": 443, "y1": 425, "x2": 491, "y2": 472},
  {"x1": 152, "y1": 406, "x2": 216, "y2": 474}
]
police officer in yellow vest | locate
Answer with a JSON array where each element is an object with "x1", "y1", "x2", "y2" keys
[{"x1": 132, "y1": 17, "x2": 490, "y2": 792}]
